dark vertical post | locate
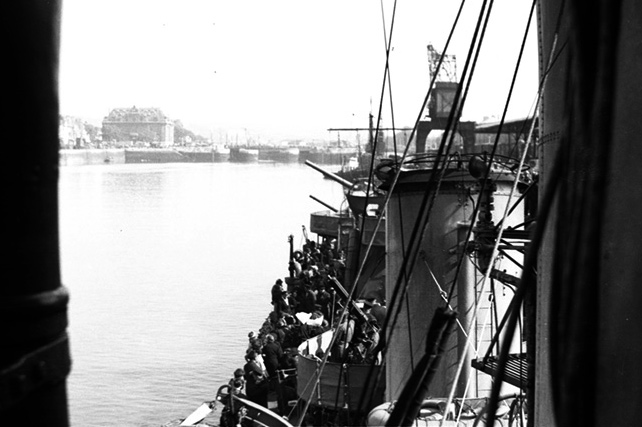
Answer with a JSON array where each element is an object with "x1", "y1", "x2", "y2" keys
[
  {"x1": 415, "y1": 121, "x2": 431, "y2": 154},
  {"x1": 0, "y1": 1, "x2": 70, "y2": 425},
  {"x1": 459, "y1": 122, "x2": 476, "y2": 153},
  {"x1": 456, "y1": 222, "x2": 476, "y2": 397}
]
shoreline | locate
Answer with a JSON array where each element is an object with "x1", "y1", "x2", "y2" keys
[{"x1": 59, "y1": 147, "x2": 357, "y2": 167}]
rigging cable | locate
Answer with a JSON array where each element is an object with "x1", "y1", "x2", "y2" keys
[
  {"x1": 420, "y1": 251, "x2": 469, "y2": 336},
  {"x1": 483, "y1": 140, "x2": 563, "y2": 427},
  {"x1": 427, "y1": 254, "x2": 513, "y2": 420},
  {"x1": 373, "y1": 0, "x2": 420, "y2": 368},
  {"x1": 382, "y1": 0, "x2": 493, "y2": 378},
  {"x1": 361, "y1": 0, "x2": 398, "y2": 221},
  {"x1": 388, "y1": 0, "x2": 496, "y2": 339},
  {"x1": 440, "y1": 2, "x2": 543, "y2": 420},
  {"x1": 483, "y1": 18, "x2": 567, "y2": 426},
  {"x1": 383, "y1": 0, "x2": 493, "y2": 387},
  {"x1": 381, "y1": 0, "x2": 500, "y2": 422},
  {"x1": 445, "y1": 0, "x2": 538, "y2": 306},
  {"x1": 442, "y1": 0, "x2": 495, "y2": 162},
  {"x1": 377, "y1": 0, "x2": 415, "y2": 366},
  {"x1": 367, "y1": 0, "x2": 494, "y2": 410},
  {"x1": 497, "y1": 29, "x2": 566, "y2": 173},
  {"x1": 295, "y1": 0, "x2": 404, "y2": 417},
  {"x1": 355, "y1": 0, "x2": 397, "y2": 261},
  {"x1": 353, "y1": 0, "x2": 471, "y2": 414},
  {"x1": 357, "y1": 0, "x2": 403, "y2": 300},
  {"x1": 454, "y1": 295, "x2": 495, "y2": 423},
  {"x1": 489, "y1": 22, "x2": 569, "y2": 232}
]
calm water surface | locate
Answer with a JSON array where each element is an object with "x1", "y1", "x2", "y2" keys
[{"x1": 59, "y1": 162, "x2": 345, "y2": 426}]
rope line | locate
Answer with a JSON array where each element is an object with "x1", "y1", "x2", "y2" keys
[
  {"x1": 382, "y1": 0, "x2": 496, "y2": 398},
  {"x1": 352, "y1": 0, "x2": 470, "y2": 413},
  {"x1": 440, "y1": 2, "x2": 542, "y2": 420},
  {"x1": 476, "y1": 17, "x2": 567, "y2": 427},
  {"x1": 420, "y1": 253, "x2": 468, "y2": 337},
  {"x1": 445, "y1": 0, "x2": 537, "y2": 306}
]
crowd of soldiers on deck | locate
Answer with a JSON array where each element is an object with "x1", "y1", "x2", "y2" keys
[{"x1": 217, "y1": 237, "x2": 387, "y2": 424}]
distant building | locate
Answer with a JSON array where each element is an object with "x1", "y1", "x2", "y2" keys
[
  {"x1": 59, "y1": 115, "x2": 91, "y2": 148},
  {"x1": 102, "y1": 106, "x2": 174, "y2": 147}
]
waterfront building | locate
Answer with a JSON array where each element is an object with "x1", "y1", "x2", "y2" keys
[
  {"x1": 102, "y1": 106, "x2": 174, "y2": 147},
  {"x1": 59, "y1": 115, "x2": 92, "y2": 148}
]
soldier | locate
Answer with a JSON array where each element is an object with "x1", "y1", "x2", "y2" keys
[
  {"x1": 271, "y1": 278, "x2": 289, "y2": 316},
  {"x1": 243, "y1": 350, "x2": 269, "y2": 407}
]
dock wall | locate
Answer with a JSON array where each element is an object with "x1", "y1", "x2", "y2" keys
[{"x1": 59, "y1": 149, "x2": 125, "y2": 166}]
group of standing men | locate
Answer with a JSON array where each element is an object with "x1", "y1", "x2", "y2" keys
[
  {"x1": 218, "y1": 330, "x2": 291, "y2": 426},
  {"x1": 218, "y1": 236, "x2": 387, "y2": 424},
  {"x1": 242, "y1": 333, "x2": 284, "y2": 407}
]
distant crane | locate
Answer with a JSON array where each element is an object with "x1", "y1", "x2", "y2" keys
[{"x1": 427, "y1": 43, "x2": 458, "y2": 83}]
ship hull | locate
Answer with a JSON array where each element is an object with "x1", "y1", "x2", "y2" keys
[
  {"x1": 229, "y1": 147, "x2": 259, "y2": 162},
  {"x1": 259, "y1": 147, "x2": 300, "y2": 163},
  {"x1": 213, "y1": 146, "x2": 230, "y2": 162},
  {"x1": 176, "y1": 149, "x2": 214, "y2": 163},
  {"x1": 124, "y1": 148, "x2": 186, "y2": 163}
]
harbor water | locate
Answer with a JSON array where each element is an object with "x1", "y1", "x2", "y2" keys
[{"x1": 59, "y1": 162, "x2": 345, "y2": 426}]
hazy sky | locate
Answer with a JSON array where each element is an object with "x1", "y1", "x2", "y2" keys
[{"x1": 60, "y1": 0, "x2": 538, "y2": 142}]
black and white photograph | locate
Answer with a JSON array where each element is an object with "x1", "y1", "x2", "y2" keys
[{"x1": 3, "y1": 1, "x2": 640, "y2": 426}]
